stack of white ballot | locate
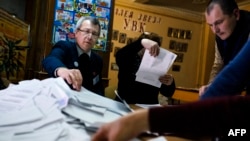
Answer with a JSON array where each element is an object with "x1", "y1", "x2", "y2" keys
[{"x1": 0, "y1": 77, "x2": 138, "y2": 141}]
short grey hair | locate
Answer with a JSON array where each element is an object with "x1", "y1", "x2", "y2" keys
[
  {"x1": 206, "y1": 0, "x2": 238, "y2": 15},
  {"x1": 75, "y1": 16, "x2": 101, "y2": 35}
]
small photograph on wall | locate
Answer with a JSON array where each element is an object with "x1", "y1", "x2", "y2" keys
[
  {"x1": 112, "y1": 30, "x2": 119, "y2": 40},
  {"x1": 175, "y1": 53, "x2": 184, "y2": 63},
  {"x1": 178, "y1": 30, "x2": 185, "y2": 39},
  {"x1": 111, "y1": 62, "x2": 119, "y2": 71},
  {"x1": 173, "y1": 29, "x2": 179, "y2": 38},
  {"x1": 167, "y1": 27, "x2": 173, "y2": 37},
  {"x1": 119, "y1": 33, "x2": 127, "y2": 43},
  {"x1": 172, "y1": 65, "x2": 181, "y2": 72},
  {"x1": 175, "y1": 42, "x2": 182, "y2": 52},
  {"x1": 114, "y1": 47, "x2": 121, "y2": 57},
  {"x1": 126, "y1": 37, "x2": 133, "y2": 45},
  {"x1": 185, "y1": 30, "x2": 192, "y2": 40},
  {"x1": 169, "y1": 40, "x2": 176, "y2": 50}
]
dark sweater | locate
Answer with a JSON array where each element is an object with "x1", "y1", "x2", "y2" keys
[
  {"x1": 42, "y1": 41, "x2": 104, "y2": 96},
  {"x1": 216, "y1": 10, "x2": 250, "y2": 66},
  {"x1": 149, "y1": 95, "x2": 250, "y2": 139},
  {"x1": 201, "y1": 40, "x2": 250, "y2": 99}
]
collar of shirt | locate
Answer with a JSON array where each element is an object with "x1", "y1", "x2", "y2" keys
[{"x1": 76, "y1": 46, "x2": 91, "y2": 57}]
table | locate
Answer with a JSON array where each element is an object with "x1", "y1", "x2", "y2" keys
[
  {"x1": 172, "y1": 87, "x2": 199, "y2": 103},
  {"x1": 141, "y1": 135, "x2": 210, "y2": 141}
]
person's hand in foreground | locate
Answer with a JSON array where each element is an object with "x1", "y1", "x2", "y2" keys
[
  {"x1": 56, "y1": 67, "x2": 83, "y2": 91},
  {"x1": 199, "y1": 84, "x2": 210, "y2": 96},
  {"x1": 92, "y1": 109, "x2": 149, "y2": 141}
]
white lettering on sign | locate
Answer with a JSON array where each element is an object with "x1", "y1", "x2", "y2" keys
[{"x1": 228, "y1": 129, "x2": 246, "y2": 136}]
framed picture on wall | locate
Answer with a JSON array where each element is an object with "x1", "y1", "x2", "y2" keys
[
  {"x1": 112, "y1": 30, "x2": 119, "y2": 40},
  {"x1": 172, "y1": 65, "x2": 181, "y2": 72},
  {"x1": 175, "y1": 53, "x2": 184, "y2": 63},
  {"x1": 185, "y1": 30, "x2": 192, "y2": 40},
  {"x1": 178, "y1": 30, "x2": 185, "y2": 39},
  {"x1": 126, "y1": 37, "x2": 133, "y2": 45},
  {"x1": 167, "y1": 27, "x2": 173, "y2": 37},
  {"x1": 119, "y1": 33, "x2": 127, "y2": 43},
  {"x1": 175, "y1": 42, "x2": 182, "y2": 52},
  {"x1": 169, "y1": 40, "x2": 176, "y2": 50},
  {"x1": 173, "y1": 29, "x2": 179, "y2": 38}
]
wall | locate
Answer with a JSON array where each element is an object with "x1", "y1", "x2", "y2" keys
[
  {"x1": 240, "y1": 2, "x2": 250, "y2": 10},
  {"x1": 0, "y1": 9, "x2": 29, "y2": 82},
  {"x1": 108, "y1": 0, "x2": 208, "y2": 88}
]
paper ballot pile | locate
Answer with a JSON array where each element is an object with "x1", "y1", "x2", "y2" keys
[{"x1": 0, "y1": 77, "x2": 135, "y2": 141}]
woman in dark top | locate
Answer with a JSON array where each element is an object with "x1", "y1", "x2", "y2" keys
[{"x1": 115, "y1": 32, "x2": 175, "y2": 104}]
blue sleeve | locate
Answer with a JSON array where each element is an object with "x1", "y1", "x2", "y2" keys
[
  {"x1": 201, "y1": 40, "x2": 250, "y2": 100},
  {"x1": 42, "y1": 41, "x2": 76, "y2": 77}
]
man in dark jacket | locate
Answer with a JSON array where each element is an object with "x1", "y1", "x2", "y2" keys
[
  {"x1": 199, "y1": 0, "x2": 250, "y2": 96},
  {"x1": 42, "y1": 16, "x2": 104, "y2": 96}
]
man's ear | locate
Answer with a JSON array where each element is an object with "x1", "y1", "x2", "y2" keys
[{"x1": 233, "y1": 9, "x2": 240, "y2": 20}]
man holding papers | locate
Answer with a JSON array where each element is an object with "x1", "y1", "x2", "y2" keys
[{"x1": 115, "y1": 32, "x2": 176, "y2": 104}]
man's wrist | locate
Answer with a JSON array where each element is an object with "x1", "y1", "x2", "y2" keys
[{"x1": 54, "y1": 68, "x2": 62, "y2": 77}]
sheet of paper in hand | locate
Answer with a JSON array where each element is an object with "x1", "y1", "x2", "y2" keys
[{"x1": 135, "y1": 48, "x2": 177, "y2": 87}]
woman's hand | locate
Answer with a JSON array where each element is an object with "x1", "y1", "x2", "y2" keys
[
  {"x1": 92, "y1": 109, "x2": 149, "y2": 141},
  {"x1": 141, "y1": 39, "x2": 160, "y2": 57},
  {"x1": 159, "y1": 74, "x2": 174, "y2": 86}
]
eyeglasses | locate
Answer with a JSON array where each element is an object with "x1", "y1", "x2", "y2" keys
[{"x1": 77, "y1": 28, "x2": 99, "y2": 39}]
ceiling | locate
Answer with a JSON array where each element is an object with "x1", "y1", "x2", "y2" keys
[{"x1": 134, "y1": 0, "x2": 250, "y2": 13}]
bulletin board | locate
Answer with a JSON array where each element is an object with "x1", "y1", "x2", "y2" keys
[{"x1": 52, "y1": 0, "x2": 112, "y2": 51}]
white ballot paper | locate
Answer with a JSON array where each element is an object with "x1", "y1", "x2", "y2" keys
[{"x1": 136, "y1": 48, "x2": 177, "y2": 87}]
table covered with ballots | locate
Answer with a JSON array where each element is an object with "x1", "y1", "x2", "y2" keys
[{"x1": 0, "y1": 77, "x2": 140, "y2": 141}]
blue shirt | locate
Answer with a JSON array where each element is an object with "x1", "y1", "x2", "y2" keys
[{"x1": 201, "y1": 40, "x2": 250, "y2": 99}]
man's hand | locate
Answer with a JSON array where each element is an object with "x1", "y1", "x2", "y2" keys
[
  {"x1": 92, "y1": 109, "x2": 149, "y2": 141},
  {"x1": 56, "y1": 67, "x2": 83, "y2": 91},
  {"x1": 141, "y1": 39, "x2": 160, "y2": 57},
  {"x1": 199, "y1": 84, "x2": 210, "y2": 96}
]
